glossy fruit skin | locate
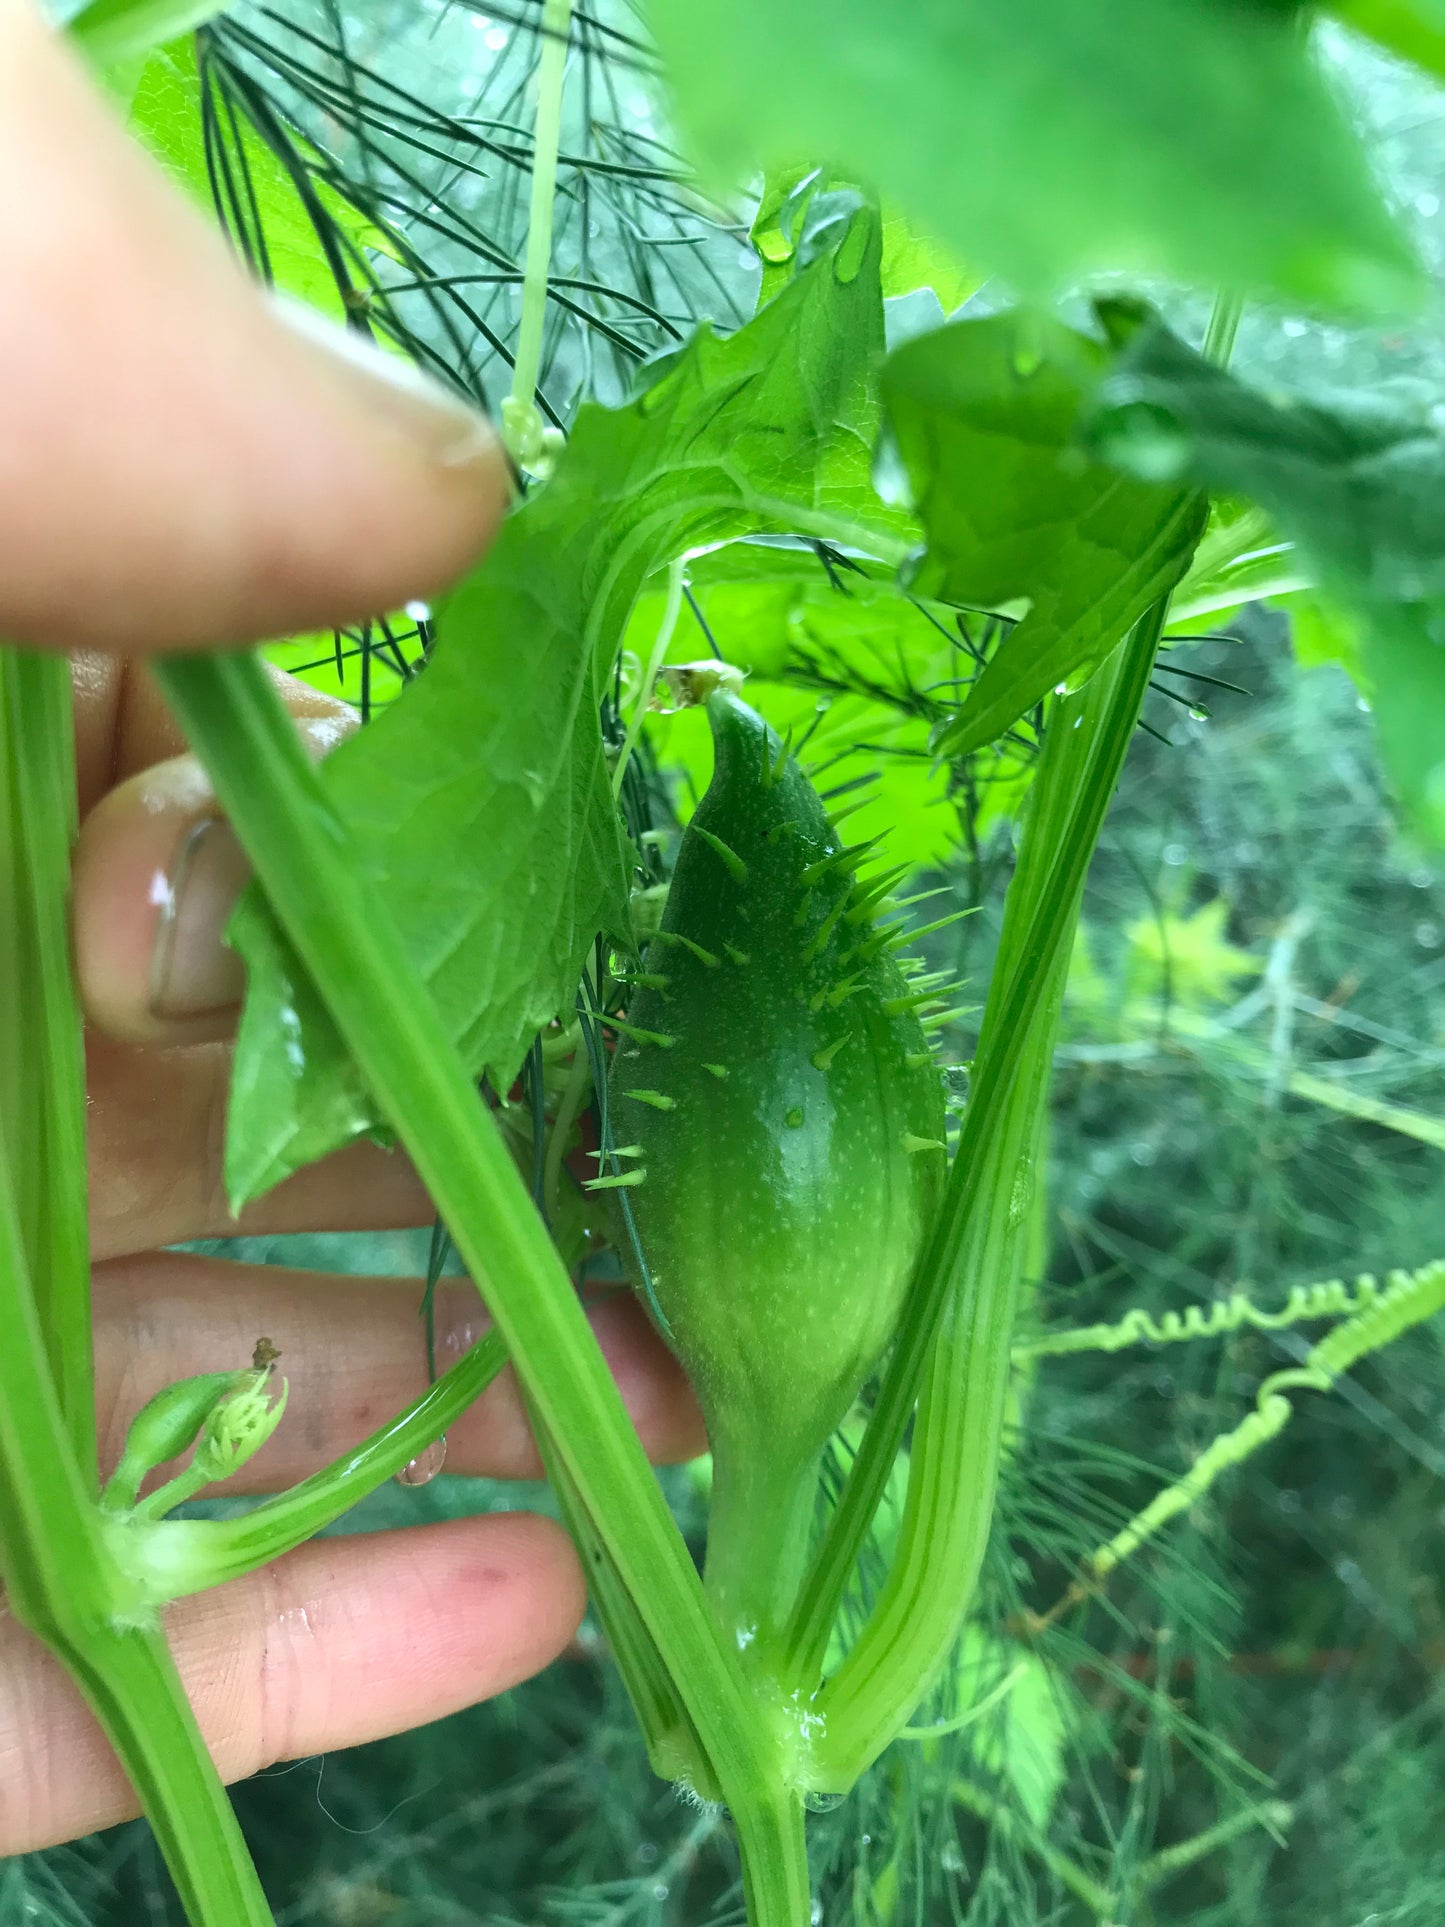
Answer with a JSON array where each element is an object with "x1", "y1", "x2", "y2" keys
[{"x1": 610, "y1": 690, "x2": 945, "y2": 1644}]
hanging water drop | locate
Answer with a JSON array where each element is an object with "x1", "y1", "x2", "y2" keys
[{"x1": 395, "y1": 1435, "x2": 447, "y2": 1487}]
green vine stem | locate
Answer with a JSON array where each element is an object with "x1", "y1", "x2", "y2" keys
[
  {"x1": 0, "y1": 650, "x2": 93, "y2": 1466},
  {"x1": 153, "y1": 652, "x2": 810, "y2": 1927},
  {"x1": 1085, "y1": 1258, "x2": 1445, "y2": 1585},
  {"x1": 1021, "y1": 1267, "x2": 1421, "y2": 1360},
  {"x1": 532, "y1": 1409, "x2": 707, "y2": 1795},
  {"x1": 502, "y1": 0, "x2": 574, "y2": 472},
  {"x1": 808, "y1": 606, "x2": 1167, "y2": 1786},
  {"x1": 0, "y1": 645, "x2": 273, "y2": 1927},
  {"x1": 780, "y1": 601, "x2": 1177, "y2": 1712},
  {"x1": 114, "y1": 1333, "x2": 506, "y2": 1600}
]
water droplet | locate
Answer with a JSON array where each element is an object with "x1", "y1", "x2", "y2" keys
[
  {"x1": 395, "y1": 1435, "x2": 447, "y2": 1487},
  {"x1": 1163, "y1": 842, "x2": 1189, "y2": 866},
  {"x1": 804, "y1": 1790, "x2": 846, "y2": 1813},
  {"x1": 635, "y1": 1842, "x2": 659, "y2": 1867},
  {"x1": 939, "y1": 1842, "x2": 965, "y2": 1875},
  {"x1": 1416, "y1": 920, "x2": 1441, "y2": 948},
  {"x1": 651, "y1": 1883, "x2": 670, "y2": 1902},
  {"x1": 811, "y1": 1902, "x2": 824, "y2": 1924},
  {"x1": 1188, "y1": 702, "x2": 1211, "y2": 722}
]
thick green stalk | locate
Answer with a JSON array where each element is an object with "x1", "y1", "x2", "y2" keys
[
  {"x1": 808, "y1": 619, "x2": 1161, "y2": 1785},
  {"x1": 153, "y1": 654, "x2": 807, "y2": 1927},
  {"x1": 781, "y1": 605, "x2": 1171, "y2": 1701},
  {"x1": 0, "y1": 1132, "x2": 273, "y2": 1926},
  {"x1": 0, "y1": 644, "x2": 271, "y2": 1924},
  {"x1": 532, "y1": 1410, "x2": 711, "y2": 1798},
  {"x1": 0, "y1": 650, "x2": 93, "y2": 1466}
]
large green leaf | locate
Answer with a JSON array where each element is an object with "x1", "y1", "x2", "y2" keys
[
  {"x1": 879, "y1": 314, "x2": 1205, "y2": 758},
  {"x1": 1087, "y1": 314, "x2": 1445, "y2": 843},
  {"x1": 225, "y1": 207, "x2": 898, "y2": 1202},
  {"x1": 647, "y1": 0, "x2": 1418, "y2": 313}
]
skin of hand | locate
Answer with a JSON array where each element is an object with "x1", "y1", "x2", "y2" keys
[{"x1": 0, "y1": 0, "x2": 703, "y2": 1854}]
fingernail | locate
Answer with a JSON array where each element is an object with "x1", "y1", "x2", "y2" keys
[
  {"x1": 267, "y1": 294, "x2": 498, "y2": 470},
  {"x1": 149, "y1": 817, "x2": 252, "y2": 1022}
]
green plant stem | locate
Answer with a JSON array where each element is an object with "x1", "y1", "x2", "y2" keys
[
  {"x1": 809, "y1": 615, "x2": 1163, "y2": 1787},
  {"x1": 782, "y1": 602, "x2": 1173, "y2": 1714},
  {"x1": 532, "y1": 1409, "x2": 709, "y2": 1796},
  {"x1": 153, "y1": 652, "x2": 807, "y2": 1927},
  {"x1": 0, "y1": 1133, "x2": 273, "y2": 1926},
  {"x1": 0, "y1": 650, "x2": 93, "y2": 1468},
  {"x1": 509, "y1": 0, "x2": 573, "y2": 423},
  {"x1": 1201, "y1": 290, "x2": 1244, "y2": 366},
  {"x1": 703, "y1": 1444, "x2": 820, "y2": 1660},
  {"x1": 613, "y1": 554, "x2": 685, "y2": 799},
  {"x1": 114, "y1": 1334, "x2": 507, "y2": 1598}
]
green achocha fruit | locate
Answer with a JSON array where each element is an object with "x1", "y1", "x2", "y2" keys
[{"x1": 607, "y1": 682, "x2": 947, "y2": 1655}]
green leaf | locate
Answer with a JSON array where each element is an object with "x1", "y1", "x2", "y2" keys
[
  {"x1": 879, "y1": 313, "x2": 1205, "y2": 758},
  {"x1": 1122, "y1": 897, "x2": 1262, "y2": 1007},
  {"x1": 127, "y1": 42, "x2": 390, "y2": 324},
  {"x1": 1087, "y1": 315, "x2": 1445, "y2": 843},
  {"x1": 1167, "y1": 501, "x2": 1306, "y2": 633},
  {"x1": 226, "y1": 208, "x2": 899, "y2": 1201},
  {"x1": 68, "y1": 0, "x2": 220, "y2": 67},
  {"x1": 1276, "y1": 587, "x2": 1368, "y2": 683},
  {"x1": 633, "y1": 543, "x2": 1031, "y2": 866},
  {"x1": 648, "y1": 0, "x2": 1418, "y2": 313},
  {"x1": 949, "y1": 1631, "x2": 1070, "y2": 1830},
  {"x1": 751, "y1": 167, "x2": 977, "y2": 314},
  {"x1": 1330, "y1": 0, "x2": 1445, "y2": 79}
]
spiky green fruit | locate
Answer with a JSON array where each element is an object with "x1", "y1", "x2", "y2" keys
[{"x1": 610, "y1": 689, "x2": 946, "y2": 1651}]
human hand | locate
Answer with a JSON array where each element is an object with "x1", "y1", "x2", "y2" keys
[{"x1": 0, "y1": 0, "x2": 703, "y2": 1854}]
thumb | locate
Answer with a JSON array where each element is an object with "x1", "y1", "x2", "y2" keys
[{"x1": 0, "y1": 0, "x2": 510, "y2": 654}]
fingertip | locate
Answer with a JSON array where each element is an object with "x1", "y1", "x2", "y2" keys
[
  {"x1": 0, "y1": 11, "x2": 512, "y2": 654},
  {"x1": 73, "y1": 702, "x2": 355, "y2": 1046}
]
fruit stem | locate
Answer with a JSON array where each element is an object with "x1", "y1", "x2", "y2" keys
[{"x1": 704, "y1": 1439, "x2": 821, "y2": 1664}]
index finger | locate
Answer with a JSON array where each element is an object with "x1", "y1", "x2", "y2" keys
[{"x1": 0, "y1": 0, "x2": 510, "y2": 654}]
